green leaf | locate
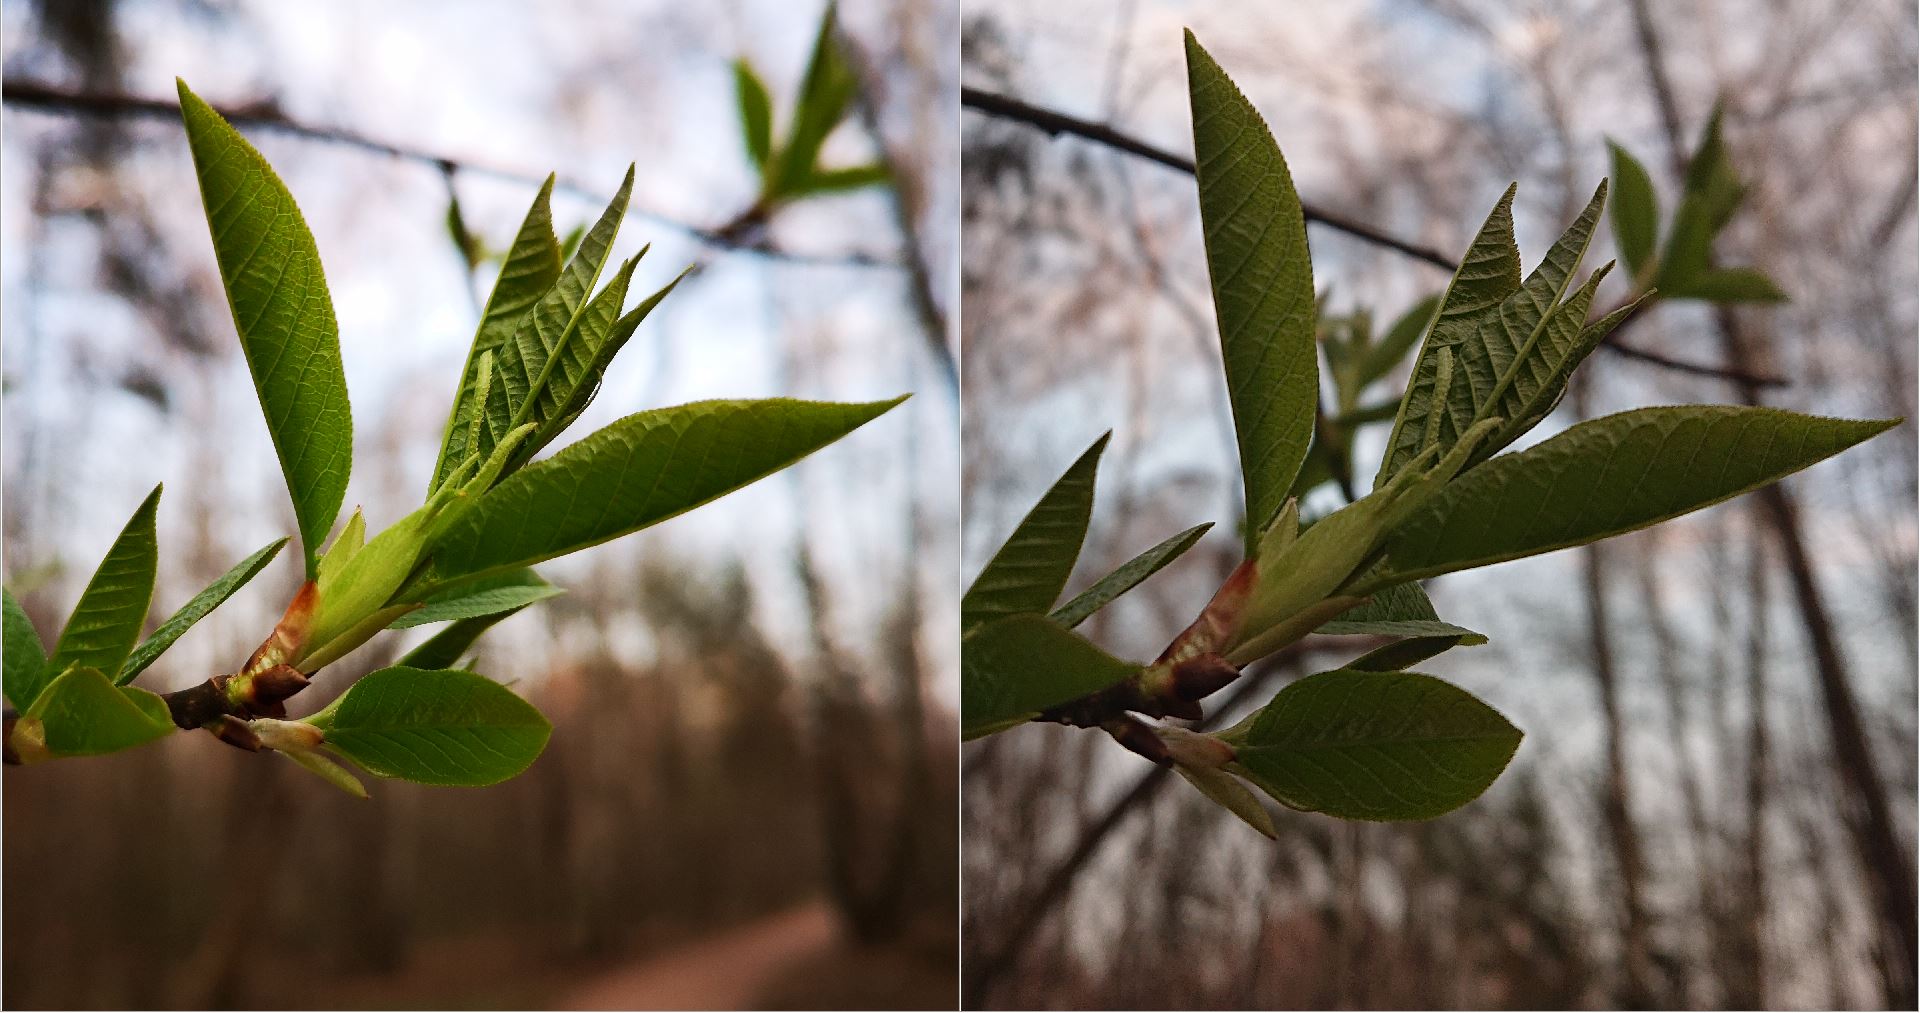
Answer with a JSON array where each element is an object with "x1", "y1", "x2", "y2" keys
[
  {"x1": 1185, "y1": 32, "x2": 1319, "y2": 549},
  {"x1": 26, "y1": 666, "x2": 174, "y2": 758},
  {"x1": 471, "y1": 168, "x2": 635, "y2": 480},
  {"x1": 309, "y1": 666, "x2": 550, "y2": 787},
  {"x1": 281, "y1": 748, "x2": 368, "y2": 798},
  {"x1": 422, "y1": 397, "x2": 905, "y2": 585},
  {"x1": 1224, "y1": 669, "x2": 1521, "y2": 821},
  {"x1": 1658, "y1": 105, "x2": 1745, "y2": 292},
  {"x1": 118, "y1": 538, "x2": 287, "y2": 685},
  {"x1": 1664, "y1": 266, "x2": 1787, "y2": 304},
  {"x1": 3, "y1": 588, "x2": 49, "y2": 710},
  {"x1": 1377, "y1": 407, "x2": 1898, "y2": 584},
  {"x1": 540, "y1": 270, "x2": 688, "y2": 448},
  {"x1": 398, "y1": 610, "x2": 525, "y2": 670},
  {"x1": 1345, "y1": 635, "x2": 1480, "y2": 672},
  {"x1": 178, "y1": 80, "x2": 352, "y2": 577},
  {"x1": 962, "y1": 434, "x2": 1108, "y2": 635},
  {"x1": 1352, "y1": 294, "x2": 1441, "y2": 390},
  {"x1": 1377, "y1": 185, "x2": 1522, "y2": 486},
  {"x1": 391, "y1": 568, "x2": 561, "y2": 628},
  {"x1": 1051, "y1": 523, "x2": 1213, "y2": 629},
  {"x1": 432, "y1": 176, "x2": 563, "y2": 493},
  {"x1": 772, "y1": 3, "x2": 859, "y2": 197},
  {"x1": 1173, "y1": 762, "x2": 1277, "y2": 839},
  {"x1": 47, "y1": 486, "x2": 161, "y2": 680},
  {"x1": 1606, "y1": 140, "x2": 1660, "y2": 281},
  {"x1": 1468, "y1": 260, "x2": 1612, "y2": 462},
  {"x1": 794, "y1": 164, "x2": 891, "y2": 197},
  {"x1": 961, "y1": 614, "x2": 1139, "y2": 740},
  {"x1": 733, "y1": 59, "x2": 775, "y2": 170},
  {"x1": 1315, "y1": 581, "x2": 1485, "y2": 644}
]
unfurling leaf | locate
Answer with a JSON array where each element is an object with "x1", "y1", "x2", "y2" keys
[
  {"x1": 47, "y1": 486, "x2": 162, "y2": 682},
  {"x1": 178, "y1": 80, "x2": 352, "y2": 576},
  {"x1": 308, "y1": 666, "x2": 551, "y2": 786},
  {"x1": 962, "y1": 434, "x2": 1108, "y2": 635},
  {"x1": 1186, "y1": 32, "x2": 1319, "y2": 549},
  {"x1": 390, "y1": 568, "x2": 562, "y2": 628},
  {"x1": 118, "y1": 538, "x2": 288, "y2": 685},
  {"x1": 398, "y1": 609, "x2": 527, "y2": 670},
  {"x1": 23, "y1": 666, "x2": 174, "y2": 760},
  {"x1": 1223, "y1": 669, "x2": 1521, "y2": 821},
  {"x1": 962, "y1": 615, "x2": 1138, "y2": 740},
  {"x1": 1315, "y1": 580, "x2": 1485, "y2": 644},
  {"x1": 1051, "y1": 523, "x2": 1213, "y2": 629}
]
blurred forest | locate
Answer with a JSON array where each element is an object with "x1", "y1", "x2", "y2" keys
[
  {"x1": 1, "y1": 0, "x2": 957, "y2": 1009},
  {"x1": 960, "y1": 1, "x2": 1917, "y2": 1010}
]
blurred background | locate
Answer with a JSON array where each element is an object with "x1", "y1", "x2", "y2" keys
[
  {"x1": 2, "y1": 0, "x2": 956, "y2": 1008},
  {"x1": 960, "y1": 0, "x2": 1916, "y2": 1010}
]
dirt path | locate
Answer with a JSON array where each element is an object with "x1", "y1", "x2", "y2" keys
[{"x1": 556, "y1": 903, "x2": 840, "y2": 1010}]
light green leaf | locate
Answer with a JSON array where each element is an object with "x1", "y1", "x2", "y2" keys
[
  {"x1": 4, "y1": 588, "x2": 49, "y2": 710},
  {"x1": 308, "y1": 666, "x2": 550, "y2": 786},
  {"x1": 1315, "y1": 581, "x2": 1485, "y2": 644},
  {"x1": 772, "y1": 3, "x2": 859, "y2": 197},
  {"x1": 1377, "y1": 406, "x2": 1898, "y2": 584},
  {"x1": 1664, "y1": 266, "x2": 1786, "y2": 304},
  {"x1": 118, "y1": 537, "x2": 287, "y2": 685},
  {"x1": 795, "y1": 164, "x2": 891, "y2": 196},
  {"x1": 1174, "y1": 762, "x2": 1277, "y2": 839},
  {"x1": 432, "y1": 176, "x2": 563, "y2": 493},
  {"x1": 1377, "y1": 185, "x2": 1522, "y2": 486},
  {"x1": 422, "y1": 397, "x2": 905, "y2": 585},
  {"x1": 26, "y1": 666, "x2": 174, "y2": 758},
  {"x1": 178, "y1": 80, "x2": 352, "y2": 577},
  {"x1": 1186, "y1": 32, "x2": 1319, "y2": 549},
  {"x1": 1606, "y1": 139, "x2": 1660, "y2": 281},
  {"x1": 1223, "y1": 669, "x2": 1521, "y2": 821},
  {"x1": 1051, "y1": 522, "x2": 1213, "y2": 629},
  {"x1": 398, "y1": 610, "x2": 526, "y2": 670},
  {"x1": 1468, "y1": 261, "x2": 1611, "y2": 462},
  {"x1": 281, "y1": 748, "x2": 368, "y2": 798},
  {"x1": 962, "y1": 614, "x2": 1139, "y2": 740},
  {"x1": 1658, "y1": 105, "x2": 1745, "y2": 292},
  {"x1": 47, "y1": 486, "x2": 161, "y2": 680},
  {"x1": 391, "y1": 568, "x2": 561, "y2": 628},
  {"x1": 962, "y1": 434, "x2": 1108, "y2": 635},
  {"x1": 733, "y1": 59, "x2": 775, "y2": 169}
]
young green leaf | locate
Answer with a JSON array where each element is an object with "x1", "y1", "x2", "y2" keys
[
  {"x1": 178, "y1": 80, "x2": 352, "y2": 576},
  {"x1": 117, "y1": 538, "x2": 288, "y2": 685},
  {"x1": 1315, "y1": 581, "x2": 1485, "y2": 644},
  {"x1": 1377, "y1": 406, "x2": 1899, "y2": 584},
  {"x1": 539, "y1": 269, "x2": 688, "y2": 448},
  {"x1": 1352, "y1": 294, "x2": 1441, "y2": 391},
  {"x1": 46, "y1": 486, "x2": 161, "y2": 681},
  {"x1": 282, "y1": 748, "x2": 369, "y2": 798},
  {"x1": 1665, "y1": 266, "x2": 1787, "y2": 304},
  {"x1": 771, "y1": 3, "x2": 859, "y2": 197},
  {"x1": 1223, "y1": 669, "x2": 1521, "y2": 821},
  {"x1": 794, "y1": 164, "x2": 891, "y2": 197},
  {"x1": 1606, "y1": 139, "x2": 1660, "y2": 281},
  {"x1": 962, "y1": 434, "x2": 1109, "y2": 634},
  {"x1": 1658, "y1": 105, "x2": 1745, "y2": 295},
  {"x1": 1172, "y1": 761, "x2": 1277, "y2": 839},
  {"x1": 1344, "y1": 634, "x2": 1481, "y2": 672},
  {"x1": 962, "y1": 614, "x2": 1139, "y2": 740},
  {"x1": 432, "y1": 176, "x2": 563, "y2": 493},
  {"x1": 397, "y1": 610, "x2": 525, "y2": 670},
  {"x1": 3, "y1": 589, "x2": 49, "y2": 711},
  {"x1": 1051, "y1": 522, "x2": 1213, "y2": 630},
  {"x1": 25, "y1": 666, "x2": 173, "y2": 759},
  {"x1": 733, "y1": 59, "x2": 775, "y2": 170},
  {"x1": 1467, "y1": 261, "x2": 1612, "y2": 462},
  {"x1": 389, "y1": 568, "x2": 561, "y2": 628},
  {"x1": 308, "y1": 666, "x2": 550, "y2": 786},
  {"x1": 422, "y1": 397, "x2": 905, "y2": 586},
  {"x1": 1185, "y1": 32, "x2": 1319, "y2": 548},
  {"x1": 1378, "y1": 185, "x2": 1522, "y2": 486}
]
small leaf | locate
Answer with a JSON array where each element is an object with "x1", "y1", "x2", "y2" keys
[
  {"x1": 1315, "y1": 581, "x2": 1486, "y2": 644},
  {"x1": 391, "y1": 568, "x2": 562, "y2": 628},
  {"x1": 1186, "y1": 32, "x2": 1320, "y2": 549},
  {"x1": 1664, "y1": 266, "x2": 1787, "y2": 304},
  {"x1": 1606, "y1": 139, "x2": 1660, "y2": 281},
  {"x1": 118, "y1": 538, "x2": 287, "y2": 685},
  {"x1": 794, "y1": 164, "x2": 891, "y2": 196},
  {"x1": 178, "y1": 80, "x2": 352, "y2": 577},
  {"x1": 423, "y1": 397, "x2": 905, "y2": 585},
  {"x1": 1225, "y1": 669, "x2": 1521, "y2": 821},
  {"x1": 1174, "y1": 762, "x2": 1277, "y2": 839},
  {"x1": 432, "y1": 176, "x2": 563, "y2": 493},
  {"x1": 1345, "y1": 635, "x2": 1480, "y2": 672},
  {"x1": 962, "y1": 434, "x2": 1108, "y2": 635},
  {"x1": 733, "y1": 58, "x2": 775, "y2": 169},
  {"x1": 1051, "y1": 522, "x2": 1213, "y2": 629},
  {"x1": 1353, "y1": 294, "x2": 1441, "y2": 390},
  {"x1": 1658, "y1": 104, "x2": 1745, "y2": 292},
  {"x1": 771, "y1": 3, "x2": 860, "y2": 196},
  {"x1": 3, "y1": 588, "x2": 49, "y2": 710},
  {"x1": 398, "y1": 610, "x2": 526, "y2": 670},
  {"x1": 47, "y1": 486, "x2": 161, "y2": 680},
  {"x1": 26, "y1": 666, "x2": 174, "y2": 758},
  {"x1": 281, "y1": 748, "x2": 368, "y2": 798},
  {"x1": 961, "y1": 614, "x2": 1138, "y2": 740},
  {"x1": 310, "y1": 666, "x2": 551, "y2": 786},
  {"x1": 1378, "y1": 406, "x2": 1898, "y2": 584}
]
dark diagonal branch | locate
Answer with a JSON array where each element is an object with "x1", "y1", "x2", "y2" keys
[{"x1": 961, "y1": 85, "x2": 1785, "y2": 389}]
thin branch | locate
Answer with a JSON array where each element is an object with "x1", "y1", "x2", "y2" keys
[
  {"x1": 962, "y1": 85, "x2": 1786, "y2": 389},
  {"x1": 2, "y1": 78, "x2": 901, "y2": 272}
]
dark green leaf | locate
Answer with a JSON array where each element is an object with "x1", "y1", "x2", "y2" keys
[
  {"x1": 1225, "y1": 669, "x2": 1521, "y2": 821},
  {"x1": 47, "y1": 486, "x2": 161, "y2": 680},
  {"x1": 1186, "y1": 32, "x2": 1320, "y2": 549},
  {"x1": 962, "y1": 614, "x2": 1138, "y2": 740},
  {"x1": 391, "y1": 568, "x2": 561, "y2": 628},
  {"x1": 3, "y1": 588, "x2": 48, "y2": 711},
  {"x1": 1606, "y1": 140, "x2": 1660, "y2": 281},
  {"x1": 1345, "y1": 635, "x2": 1480, "y2": 672},
  {"x1": 178, "y1": 80, "x2": 352, "y2": 576},
  {"x1": 423, "y1": 397, "x2": 905, "y2": 585},
  {"x1": 1664, "y1": 266, "x2": 1787, "y2": 304},
  {"x1": 309, "y1": 666, "x2": 550, "y2": 786},
  {"x1": 734, "y1": 59, "x2": 775, "y2": 169},
  {"x1": 118, "y1": 537, "x2": 287, "y2": 685},
  {"x1": 795, "y1": 164, "x2": 891, "y2": 196},
  {"x1": 1658, "y1": 105, "x2": 1745, "y2": 292},
  {"x1": 1315, "y1": 580, "x2": 1486, "y2": 644},
  {"x1": 25, "y1": 666, "x2": 173, "y2": 758},
  {"x1": 962, "y1": 434, "x2": 1108, "y2": 635},
  {"x1": 398, "y1": 609, "x2": 524, "y2": 670},
  {"x1": 1051, "y1": 522, "x2": 1213, "y2": 629}
]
